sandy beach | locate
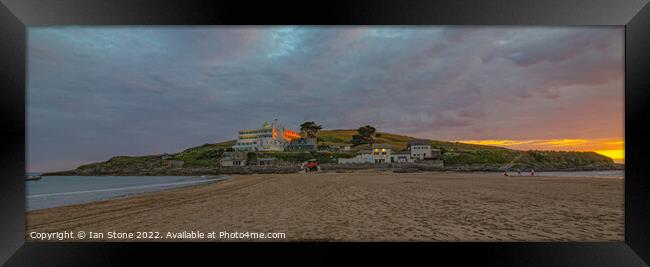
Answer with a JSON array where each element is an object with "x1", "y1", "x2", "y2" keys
[{"x1": 26, "y1": 171, "x2": 623, "y2": 241}]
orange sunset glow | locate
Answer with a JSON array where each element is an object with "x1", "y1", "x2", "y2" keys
[{"x1": 458, "y1": 139, "x2": 625, "y2": 163}]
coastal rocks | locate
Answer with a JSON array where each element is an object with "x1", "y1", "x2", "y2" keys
[{"x1": 42, "y1": 156, "x2": 623, "y2": 176}]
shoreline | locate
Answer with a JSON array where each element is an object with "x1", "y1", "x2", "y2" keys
[
  {"x1": 38, "y1": 164, "x2": 624, "y2": 177},
  {"x1": 26, "y1": 175, "x2": 229, "y2": 211},
  {"x1": 27, "y1": 170, "x2": 623, "y2": 241},
  {"x1": 34, "y1": 170, "x2": 625, "y2": 179}
]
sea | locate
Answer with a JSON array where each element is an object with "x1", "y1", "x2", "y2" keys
[{"x1": 26, "y1": 175, "x2": 227, "y2": 211}]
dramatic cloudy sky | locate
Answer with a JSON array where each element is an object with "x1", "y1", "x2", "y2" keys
[{"x1": 27, "y1": 26, "x2": 624, "y2": 172}]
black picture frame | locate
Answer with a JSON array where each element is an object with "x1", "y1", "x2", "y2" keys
[{"x1": 1, "y1": 0, "x2": 649, "y2": 265}]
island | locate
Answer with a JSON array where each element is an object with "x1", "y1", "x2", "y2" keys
[{"x1": 42, "y1": 122, "x2": 623, "y2": 176}]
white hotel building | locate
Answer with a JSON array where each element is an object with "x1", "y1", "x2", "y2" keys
[{"x1": 232, "y1": 120, "x2": 301, "y2": 152}]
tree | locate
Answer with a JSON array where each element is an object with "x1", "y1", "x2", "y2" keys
[
  {"x1": 351, "y1": 125, "x2": 377, "y2": 146},
  {"x1": 358, "y1": 125, "x2": 376, "y2": 141},
  {"x1": 300, "y1": 121, "x2": 323, "y2": 138}
]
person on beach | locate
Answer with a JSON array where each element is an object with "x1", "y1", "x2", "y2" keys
[
  {"x1": 531, "y1": 169, "x2": 535, "y2": 176},
  {"x1": 517, "y1": 169, "x2": 521, "y2": 176}
]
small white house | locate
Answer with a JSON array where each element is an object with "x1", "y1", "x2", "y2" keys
[
  {"x1": 370, "y1": 144, "x2": 392, "y2": 163},
  {"x1": 220, "y1": 151, "x2": 247, "y2": 167},
  {"x1": 408, "y1": 140, "x2": 432, "y2": 160}
]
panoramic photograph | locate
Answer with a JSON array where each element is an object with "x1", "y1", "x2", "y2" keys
[{"x1": 26, "y1": 26, "x2": 624, "y2": 241}]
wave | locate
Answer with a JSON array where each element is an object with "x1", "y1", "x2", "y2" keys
[{"x1": 27, "y1": 178, "x2": 220, "y2": 199}]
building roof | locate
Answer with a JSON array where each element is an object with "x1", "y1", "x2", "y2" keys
[
  {"x1": 408, "y1": 139, "x2": 431, "y2": 146},
  {"x1": 222, "y1": 151, "x2": 247, "y2": 160},
  {"x1": 372, "y1": 143, "x2": 392, "y2": 149}
]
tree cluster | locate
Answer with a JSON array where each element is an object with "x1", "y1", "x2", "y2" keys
[{"x1": 351, "y1": 125, "x2": 377, "y2": 146}]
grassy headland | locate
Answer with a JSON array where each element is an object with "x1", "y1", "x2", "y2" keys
[{"x1": 43, "y1": 130, "x2": 622, "y2": 176}]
